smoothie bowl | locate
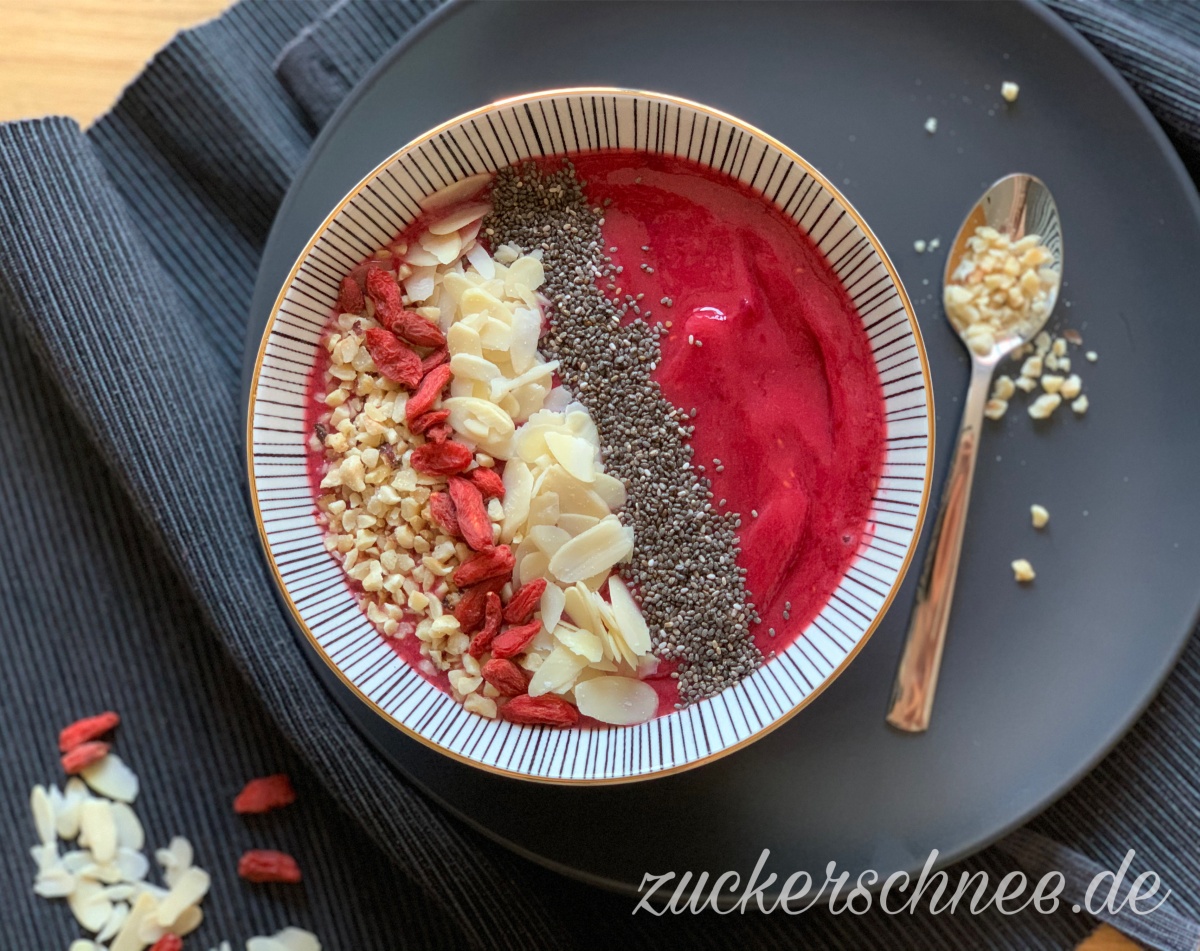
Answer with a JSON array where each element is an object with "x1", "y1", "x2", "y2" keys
[{"x1": 247, "y1": 89, "x2": 933, "y2": 783}]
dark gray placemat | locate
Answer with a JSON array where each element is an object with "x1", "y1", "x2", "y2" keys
[{"x1": 0, "y1": 1, "x2": 1198, "y2": 949}]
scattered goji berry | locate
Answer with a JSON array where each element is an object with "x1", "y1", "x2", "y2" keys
[
  {"x1": 381, "y1": 309, "x2": 447, "y2": 348},
  {"x1": 410, "y1": 440, "x2": 472, "y2": 475},
  {"x1": 61, "y1": 741, "x2": 110, "y2": 774},
  {"x1": 468, "y1": 467, "x2": 505, "y2": 500},
  {"x1": 480, "y1": 658, "x2": 531, "y2": 696},
  {"x1": 364, "y1": 267, "x2": 402, "y2": 315},
  {"x1": 468, "y1": 592, "x2": 504, "y2": 658},
  {"x1": 428, "y1": 491, "x2": 459, "y2": 537},
  {"x1": 452, "y1": 545, "x2": 514, "y2": 587},
  {"x1": 364, "y1": 328, "x2": 421, "y2": 389},
  {"x1": 501, "y1": 694, "x2": 579, "y2": 728},
  {"x1": 149, "y1": 935, "x2": 183, "y2": 951},
  {"x1": 409, "y1": 409, "x2": 450, "y2": 435},
  {"x1": 233, "y1": 774, "x2": 296, "y2": 815},
  {"x1": 453, "y1": 577, "x2": 506, "y2": 633},
  {"x1": 503, "y1": 578, "x2": 546, "y2": 625},
  {"x1": 58, "y1": 711, "x2": 120, "y2": 753},
  {"x1": 420, "y1": 347, "x2": 449, "y2": 373},
  {"x1": 405, "y1": 364, "x2": 452, "y2": 425},
  {"x1": 337, "y1": 276, "x2": 364, "y2": 314},
  {"x1": 490, "y1": 618, "x2": 543, "y2": 660},
  {"x1": 448, "y1": 477, "x2": 492, "y2": 551},
  {"x1": 425, "y1": 422, "x2": 453, "y2": 443},
  {"x1": 238, "y1": 849, "x2": 302, "y2": 884}
]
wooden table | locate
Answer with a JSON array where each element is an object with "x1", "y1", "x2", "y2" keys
[{"x1": 0, "y1": 2, "x2": 1143, "y2": 948}]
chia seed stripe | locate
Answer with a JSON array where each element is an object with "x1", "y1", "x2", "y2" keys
[{"x1": 483, "y1": 160, "x2": 762, "y2": 704}]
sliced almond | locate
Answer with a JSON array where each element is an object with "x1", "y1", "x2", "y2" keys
[
  {"x1": 545, "y1": 431, "x2": 596, "y2": 483},
  {"x1": 69, "y1": 878, "x2": 113, "y2": 933},
  {"x1": 574, "y1": 676, "x2": 658, "y2": 725},
  {"x1": 508, "y1": 306, "x2": 541, "y2": 375},
  {"x1": 557, "y1": 512, "x2": 600, "y2": 536},
  {"x1": 428, "y1": 202, "x2": 491, "y2": 235},
  {"x1": 115, "y1": 847, "x2": 150, "y2": 883},
  {"x1": 539, "y1": 583, "x2": 566, "y2": 633},
  {"x1": 154, "y1": 865, "x2": 209, "y2": 928},
  {"x1": 111, "y1": 891, "x2": 158, "y2": 951},
  {"x1": 419, "y1": 230, "x2": 462, "y2": 265},
  {"x1": 97, "y1": 901, "x2": 130, "y2": 943},
  {"x1": 563, "y1": 584, "x2": 603, "y2": 634},
  {"x1": 110, "y1": 802, "x2": 144, "y2": 852},
  {"x1": 526, "y1": 492, "x2": 560, "y2": 530},
  {"x1": 527, "y1": 524, "x2": 571, "y2": 557},
  {"x1": 34, "y1": 867, "x2": 76, "y2": 899},
  {"x1": 517, "y1": 552, "x2": 549, "y2": 589},
  {"x1": 465, "y1": 242, "x2": 496, "y2": 279},
  {"x1": 506, "y1": 255, "x2": 545, "y2": 293},
  {"x1": 420, "y1": 172, "x2": 491, "y2": 210},
  {"x1": 554, "y1": 624, "x2": 604, "y2": 663},
  {"x1": 81, "y1": 753, "x2": 139, "y2": 803},
  {"x1": 272, "y1": 927, "x2": 322, "y2": 951},
  {"x1": 527, "y1": 645, "x2": 589, "y2": 697},
  {"x1": 450, "y1": 352, "x2": 501, "y2": 383},
  {"x1": 591, "y1": 472, "x2": 627, "y2": 510},
  {"x1": 403, "y1": 265, "x2": 437, "y2": 303},
  {"x1": 607, "y1": 575, "x2": 651, "y2": 656},
  {"x1": 80, "y1": 799, "x2": 118, "y2": 864},
  {"x1": 500, "y1": 459, "x2": 532, "y2": 542},
  {"x1": 404, "y1": 245, "x2": 440, "y2": 267},
  {"x1": 31, "y1": 785, "x2": 55, "y2": 844}
]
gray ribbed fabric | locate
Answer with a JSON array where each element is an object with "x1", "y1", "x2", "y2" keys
[{"x1": 1, "y1": 1, "x2": 1198, "y2": 949}]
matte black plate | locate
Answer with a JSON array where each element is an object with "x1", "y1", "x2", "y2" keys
[{"x1": 243, "y1": 0, "x2": 1200, "y2": 893}]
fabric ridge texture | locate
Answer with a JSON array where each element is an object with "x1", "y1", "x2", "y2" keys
[{"x1": 0, "y1": 1, "x2": 1198, "y2": 949}]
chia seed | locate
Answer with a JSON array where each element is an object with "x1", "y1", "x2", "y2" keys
[{"x1": 483, "y1": 160, "x2": 762, "y2": 703}]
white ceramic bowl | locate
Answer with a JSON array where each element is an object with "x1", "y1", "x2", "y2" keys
[{"x1": 247, "y1": 89, "x2": 934, "y2": 784}]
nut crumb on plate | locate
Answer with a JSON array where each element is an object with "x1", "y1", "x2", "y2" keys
[
  {"x1": 1011, "y1": 558, "x2": 1036, "y2": 582},
  {"x1": 1031, "y1": 504, "x2": 1049, "y2": 529},
  {"x1": 1002, "y1": 81, "x2": 1020, "y2": 102}
]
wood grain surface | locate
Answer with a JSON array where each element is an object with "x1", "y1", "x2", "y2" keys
[{"x1": 0, "y1": 3, "x2": 1146, "y2": 949}]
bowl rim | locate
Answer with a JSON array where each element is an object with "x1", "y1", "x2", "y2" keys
[{"x1": 245, "y1": 86, "x2": 936, "y2": 785}]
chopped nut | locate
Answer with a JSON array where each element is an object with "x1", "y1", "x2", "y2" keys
[
  {"x1": 993, "y1": 375, "x2": 1015, "y2": 400},
  {"x1": 1028, "y1": 393, "x2": 1062, "y2": 419},
  {"x1": 1059, "y1": 374, "x2": 1082, "y2": 400},
  {"x1": 1001, "y1": 81, "x2": 1020, "y2": 102},
  {"x1": 1071, "y1": 394, "x2": 1089, "y2": 414},
  {"x1": 1041, "y1": 374, "x2": 1064, "y2": 394},
  {"x1": 1020, "y1": 355, "x2": 1043, "y2": 379},
  {"x1": 984, "y1": 398, "x2": 1009, "y2": 420},
  {"x1": 1030, "y1": 504, "x2": 1049, "y2": 529},
  {"x1": 1011, "y1": 558, "x2": 1035, "y2": 582},
  {"x1": 1086, "y1": 350, "x2": 1098, "y2": 363},
  {"x1": 924, "y1": 117, "x2": 938, "y2": 135},
  {"x1": 1014, "y1": 376, "x2": 1038, "y2": 393}
]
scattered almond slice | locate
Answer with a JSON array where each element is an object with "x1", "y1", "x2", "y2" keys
[
  {"x1": 608, "y1": 576, "x2": 652, "y2": 656},
  {"x1": 154, "y1": 865, "x2": 210, "y2": 929},
  {"x1": 31, "y1": 785, "x2": 56, "y2": 844},
  {"x1": 575, "y1": 676, "x2": 658, "y2": 725},
  {"x1": 111, "y1": 802, "x2": 144, "y2": 852},
  {"x1": 539, "y1": 582, "x2": 566, "y2": 632},
  {"x1": 528, "y1": 645, "x2": 590, "y2": 697},
  {"x1": 97, "y1": 901, "x2": 130, "y2": 943},
  {"x1": 429, "y1": 202, "x2": 491, "y2": 235},
  {"x1": 111, "y1": 891, "x2": 158, "y2": 951},
  {"x1": 545, "y1": 431, "x2": 596, "y2": 483},
  {"x1": 420, "y1": 172, "x2": 491, "y2": 210},
  {"x1": 81, "y1": 754, "x2": 139, "y2": 803},
  {"x1": 69, "y1": 878, "x2": 113, "y2": 933},
  {"x1": 80, "y1": 799, "x2": 117, "y2": 865},
  {"x1": 548, "y1": 516, "x2": 634, "y2": 584}
]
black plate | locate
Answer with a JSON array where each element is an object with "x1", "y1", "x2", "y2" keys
[{"x1": 243, "y1": 0, "x2": 1200, "y2": 893}]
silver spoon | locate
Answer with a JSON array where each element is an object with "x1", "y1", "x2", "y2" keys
[{"x1": 886, "y1": 173, "x2": 1062, "y2": 733}]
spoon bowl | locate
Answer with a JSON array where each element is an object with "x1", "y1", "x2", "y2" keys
[{"x1": 887, "y1": 173, "x2": 1063, "y2": 733}]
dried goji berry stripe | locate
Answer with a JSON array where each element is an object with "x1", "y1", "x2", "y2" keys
[
  {"x1": 490, "y1": 618, "x2": 542, "y2": 660},
  {"x1": 410, "y1": 440, "x2": 472, "y2": 475},
  {"x1": 381, "y1": 309, "x2": 446, "y2": 348},
  {"x1": 480, "y1": 658, "x2": 531, "y2": 696},
  {"x1": 420, "y1": 347, "x2": 449, "y2": 373},
  {"x1": 364, "y1": 327, "x2": 422, "y2": 389},
  {"x1": 233, "y1": 774, "x2": 296, "y2": 815},
  {"x1": 468, "y1": 592, "x2": 503, "y2": 658},
  {"x1": 501, "y1": 694, "x2": 579, "y2": 727},
  {"x1": 468, "y1": 467, "x2": 505, "y2": 500},
  {"x1": 428, "y1": 491, "x2": 459, "y2": 537},
  {"x1": 58, "y1": 711, "x2": 120, "y2": 752},
  {"x1": 452, "y1": 545, "x2": 514, "y2": 587},
  {"x1": 149, "y1": 935, "x2": 183, "y2": 951},
  {"x1": 405, "y1": 364, "x2": 452, "y2": 424},
  {"x1": 448, "y1": 476, "x2": 492, "y2": 551},
  {"x1": 502, "y1": 578, "x2": 546, "y2": 625},
  {"x1": 453, "y1": 578, "x2": 505, "y2": 633},
  {"x1": 61, "y1": 741, "x2": 110, "y2": 774},
  {"x1": 238, "y1": 849, "x2": 302, "y2": 884},
  {"x1": 337, "y1": 276, "x2": 364, "y2": 314},
  {"x1": 409, "y1": 408, "x2": 450, "y2": 435}
]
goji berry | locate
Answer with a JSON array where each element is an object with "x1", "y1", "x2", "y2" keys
[
  {"x1": 480, "y1": 658, "x2": 531, "y2": 696},
  {"x1": 425, "y1": 422, "x2": 453, "y2": 443},
  {"x1": 410, "y1": 409, "x2": 450, "y2": 435},
  {"x1": 428, "y1": 491, "x2": 459, "y2": 537},
  {"x1": 503, "y1": 578, "x2": 546, "y2": 625},
  {"x1": 381, "y1": 309, "x2": 446, "y2": 349},
  {"x1": 410, "y1": 440, "x2": 472, "y2": 475},
  {"x1": 490, "y1": 618, "x2": 543, "y2": 660},
  {"x1": 501, "y1": 694, "x2": 579, "y2": 728},
  {"x1": 448, "y1": 477, "x2": 493, "y2": 551},
  {"x1": 58, "y1": 711, "x2": 119, "y2": 753},
  {"x1": 420, "y1": 347, "x2": 449, "y2": 373},
  {"x1": 405, "y1": 364, "x2": 452, "y2": 425},
  {"x1": 238, "y1": 849, "x2": 302, "y2": 884},
  {"x1": 468, "y1": 467, "x2": 505, "y2": 500},
  {"x1": 452, "y1": 545, "x2": 514, "y2": 587},
  {"x1": 61, "y1": 741, "x2": 110, "y2": 774},
  {"x1": 337, "y1": 276, "x2": 364, "y2": 314},
  {"x1": 453, "y1": 578, "x2": 505, "y2": 633},
  {"x1": 468, "y1": 592, "x2": 503, "y2": 658},
  {"x1": 233, "y1": 774, "x2": 296, "y2": 815},
  {"x1": 149, "y1": 936, "x2": 183, "y2": 951},
  {"x1": 364, "y1": 267, "x2": 402, "y2": 316},
  {"x1": 364, "y1": 328, "x2": 421, "y2": 389}
]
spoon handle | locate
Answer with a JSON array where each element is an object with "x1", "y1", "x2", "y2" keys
[{"x1": 887, "y1": 360, "x2": 993, "y2": 732}]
